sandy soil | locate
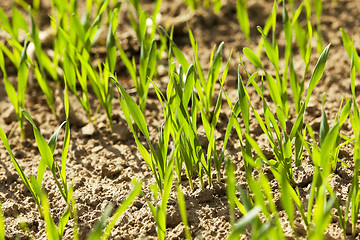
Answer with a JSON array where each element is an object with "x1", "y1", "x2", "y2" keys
[{"x1": 1, "y1": 0, "x2": 360, "y2": 239}]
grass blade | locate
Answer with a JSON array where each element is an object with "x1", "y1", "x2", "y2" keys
[{"x1": 243, "y1": 47, "x2": 264, "y2": 70}]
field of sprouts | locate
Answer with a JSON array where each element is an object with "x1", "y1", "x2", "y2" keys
[{"x1": 1, "y1": 0, "x2": 360, "y2": 239}]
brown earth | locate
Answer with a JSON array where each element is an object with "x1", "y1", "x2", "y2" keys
[{"x1": 1, "y1": 0, "x2": 360, "y2": 239}]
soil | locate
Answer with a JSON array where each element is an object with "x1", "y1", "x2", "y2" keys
[{"x1": 1, "y1": 0, "x2": 360, "y2": 239}]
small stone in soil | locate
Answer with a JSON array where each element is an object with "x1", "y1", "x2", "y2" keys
[
  {"x1": 2, "y1": 201, "x2": 19, "y2": 217},
  {"x1": 192, "y1": 187, "x2": 214, "y2": 203},
  {"x1": 80, "y1": 123, "x2": 96, "y2": 137},
  {"x1": 91, "y1": 145, "x2": 103, "y2": 153},
  {"x1": 293, "y1": 163, "x2": 314, "y2": 187},
  {"x1": 212, "y1": 182, "x2": 226, "y2": 196},
  {"x1": 3, "y1": 107, "x2": 17, "y2": 124},
  {"x1": 113, "y1": 123, "x2": 132, "y2": 142},
  {"x1": 166, "y1": 205, "x2": 182, "y2": 228}
]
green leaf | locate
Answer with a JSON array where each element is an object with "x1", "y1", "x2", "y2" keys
[
  {"x1": 87, "y1": 204, "x2": 113, "y2": 240},
  {"x1": 42, "y1": 195, "x2": 60, "y2": 240},
  {"x1": 305, "y1": 43, "x2": 331, "y2": 107},
  {"x1": 226, "y1": 160, "x2": 237, "y2": 226},
  {"x1": 238, "y1": 72, "x2": 249, "y2": 132},
  {"x1": 243, "y1": 47, "x2": 263, "y2": 69},
  {"x1": 176, "y1": 185, "x2": 191, "y2": 240},
  {"x1": 0, "y1": 7, "x2": 12, "y2": 35},
  {"x1": 265, "y1": 72, "x2": 281, "y2": 107},
  {"x1": 257, "y1": 26, "x2": 279, "y2": 71},
  {"x1": 236, "y1": 0, "x2": 250, "y2": 41},
  {"x1": 106, "y1": 11, "x2": 117, "y2": 73},
  {"x1": 339, "y1": 100, "x2": 351, "y2": 127},
  {"x1": 320, "y1": 95, "x2": 329, "y2": 147},
  {"x1": 23, "y1": 110, "x2": 58, "y2": 172},
  {"x1": 146, "y1": 40, "x2": 157, "y2": 79},
  {"x1": 227, "y1": 206, "x2": 262, "y2": 240},
  {"x1": 101, "y1": 181, "x2": 142, "y2": 239},
  {"x1": 12, "y1": 7, "x2": 29, "y2": 37},
  {"x1": 0, "y1": 126, "x2": 39, "y2": 209},
  {"x1": 0, "y1": 202, "x2": 4, "y2": 240},
  {"x1": 58, "y1": 206, "x2": 70, "y2": 236},
  {"x1": 159, "y1": 26, "x2": 190, "y2": 72}
]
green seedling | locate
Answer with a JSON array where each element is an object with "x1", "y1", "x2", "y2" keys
[
  {"x1": 319, "y1": 94, "x2": 351, "y2": 171},
  {"x1": 236, "y1": 0, "x2": 250, "y2": 41},
  {"x1": 0, "y1": 202, "x2": 4, "y2": 240},
  {"x1": 227, "y1": 206, "x2": 262, "y2": 240},
  {"x1": 31, "y1": 179, "x2": 70, "y2": 240},
  {"x1": 241, "y1": 43, "x2": 330, "y2": 180},
  {"x1": 0, "y1": 125, "x2": 42, "y2": 214},
  {"x1": 54, "y1": 3, "x2": 117, "y2": 129},
  {"x1": 100, "y1": 180, "x2": 142, "y2": 239},
  {"x1": 87, "y1": 179, "x2": 142, "y2": 240},
  {"x1": 313, "y1": 0, "x2": 323, "y2": 55},
  {"x1": 344, "y1": 137, "x2": 360, "y2": 237},
  {"x1": 2, "y1": 7, "x2": 57, "y2": 119},
  {"x1": 245, "y1": 132, "x2": 308, "y2": 236},
  {"x1": 256, "y1": 0, "x2": 277, "y2": 57},
  {"x1": 188, "y1": 28, "x2": 226, "y2": 120},
  {"x1": 341, "y1": 29, "x2": 360, "y2": 141},
  {"x1": 144, "y1": 158, "x2": 174, "y2": 240},
  {"x1": 113, "y1": 76, "x2": 175, "y2": 193},
  {"x1": 166, "y1": 64, "x2": 209, "y2": 188},
  {"x1": 160, "y1": 26, "x2": 228, "y2": 121},
  {"x1": 52, "y1": 0, "x2": 115, "y2": 125},
  {"x1": 228, "y1": 40, "x2": 333, "y2": 236},
  {"x1": 0, "y1": 37, "x2": 29, "y2": 140},
  {"x1": 176, "y1": 185, "x2": 191, "y2": 240},
  {"x1": 291, "y1": 0, "x2": 312, "y2": 64},
  {"x1": 115, "y1": 0, "x2": 161, "y2": 113},
  {"x1": 0, "y1": 7, "x2": 42, "y2": 138},
  {"x1": 226, "y1": 159, "x2": 246, "y2": 227},
  {"x1": 301, "y1": 123, "x2": 339, "y2": 239},
  {"x1": 183, "y1": 0, "x2": 221, "y2": 12},
  {"x1": 247, "y1": 18, "x2": 292, "y2": 119},
  {"x1": 0, "y1": 81, "x2": 72, "y2": 217},
  {"x1": 0, "y1": 117, "x2": 70, "y2": 217},
  {"x1": 29, "y1": 12, "x2": 58, "y2": 84},
  {"x1": 22, "y1": 106, "x2": 74, "y2": 213},
  {"x1": 226, "y1": 154, "x2": 285, "y2": 238}
]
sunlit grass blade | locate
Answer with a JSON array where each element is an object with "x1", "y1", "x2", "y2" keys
[
  {"x1": 30, "y1": 12, "x2": 57, "y2": 82},
  {"x1": 106, "y1": 6, "x2": 119, "y2": 74},
  {"x1": 341, "y1": 28, "x2": 360, "y2": 76},
  {"x1": 0, "y1": 126, "x2": 41, "y2": 215},
  {"x1": 243, "y1": 47, "x2": 264, "y2": 70},
  {"x1": 101, "y1": 180, "x2": 142, "y2": 239},
  {"x1": 226, "y1": 159, "x2": 237, "y2": 227},
  {"x1": 33, "y1": 61, "x2": 56, "y2": 116},
  {"x1": 33, "y1": 186, "x2": 61, "y2": 240},
  {"x1": 236, "y1": 0, "x2": 250, "y2": 41},
  {"x1": 313, "y1": 0, "x2": 323, "y2": 55},
  {"x1": 113, "y1": 77, "x2": 166, "y2": 190},
  {"x1": 176, "y1": 185, "x2": 191, "y2": 240},
  {"x1": 23, "y1": 110, "x2": 73, "y2": 211},
  {"x1": 87, "y1": 204, "x2": 113, "y2": 240},
  {"x1": 227, "y1": 206, "x2": 262, "y2": 240},
  {"x1": 12, "y1": 6, "x2": 29, "y2": 39},
  {"x1": 320, "y1": 94, "x2": 329, "y2": 147},
  {"x1": 257, "y1": 26, "x2": 279, "y2": 72},
  {"x1": 0, "y1": 202, "x2": 4, "y2": 240},
  {"x1": 304, "y1": 43, "x2": 331, "y2": 108},
  {"x1": 159, "y1": 26, "x2": 190, "y2": 72}
]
